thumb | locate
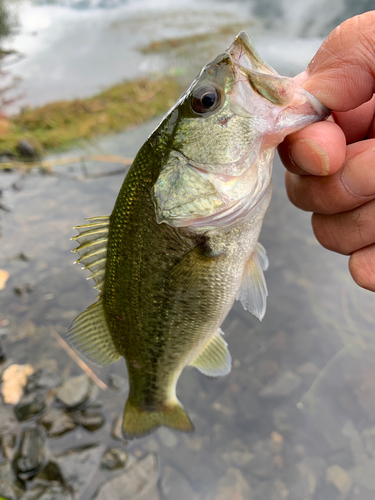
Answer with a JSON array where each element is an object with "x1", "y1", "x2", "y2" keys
[{"x1": 302, "y1": 12, "x2": 375, "y2": 111}]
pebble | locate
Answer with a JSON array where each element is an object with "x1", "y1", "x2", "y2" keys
[
  {"x1": 13, "y1": 427, "x2": 48, "y2": 479},
  {"x1": 72, "y1": 410, "x2": 105, "y2": 432},
  {"x1": 0, "y1": 461, "x2": 25, "y2": 500},
  {"x1": 159, "y1": 466, "x2": 196, "y2": 500},
  {"x1": 1, "y1": 433, "x2": 17, "y2": 459},
  {"x1": 93, "y1": 454, "x2": 159, "y2": 500},
  {"x1": 17, "y1": 139, "x2": 37, "y2": 158},
  {"x1": 26, "y1": 368, "x2": 61, "y2": 393},
  {"x1": 14, "y1": 392, "x2": 46, "y2": 421},
  {"x1": 56, "y1": 374, "x2": 98, "y2": 409},
  {"x1": 55, "y1": 444, "x2": 105, "y2": 497},
  {"x1": 108, "y1": 374, "x2": 127, "y2": 392},
  {"x1": 253, "y1": 479, "x2": 289, "y2": 500},
  {"x1": 326, "y1": 464, "x2": 352, "y2": 494},
  {"x1": 100, "y1": 447, "x2": 128, "y2": 470},
  {"x1": 38, "y1": 408, "x2": 77, "y2": 437},
  {"x1": 21, "y1": 485, "x2": 72, "y2": 500},
  {"x1": 1, "y1": 364, "x2": 34, "y2": 405},
  {"x1": 214, "y1": 468, "x2": 251, "y2": 500},
  {"x1": 259, "y1": 370, "x2": 302, "y2": 398},
  {"x1": 353, "y1": 459, "x2": 375, "y2": 490},
  {"x1": 157, "y1": 427, "x2": 178, "y2": 448},
  {"x1": 111, "y1": 415, "x2": 124, "y2": 441}
]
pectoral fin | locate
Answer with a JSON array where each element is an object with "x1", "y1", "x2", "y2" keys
[
  {"x1": 190, "y1": 328, "x2": 231, "y2": 377},
  {"x1": 236, "y1": 242, "x2": 268, "y2": 321}
]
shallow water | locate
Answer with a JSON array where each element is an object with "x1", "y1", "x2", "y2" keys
[{"x1": 1, "y1": 1, "x2": 375, "y2": 498}]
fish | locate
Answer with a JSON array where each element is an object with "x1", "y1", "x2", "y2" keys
[{"x1": 68, "y1": 31, "x2": 329, "y2": 439}]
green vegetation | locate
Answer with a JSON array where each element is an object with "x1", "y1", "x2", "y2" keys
[{"x1": 0, "y1": 77, "x2": 181, "y2": 157}]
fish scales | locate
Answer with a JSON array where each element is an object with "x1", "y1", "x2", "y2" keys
[{"x1": 69, "y1": 31, "x2": 329, "y2": 438}]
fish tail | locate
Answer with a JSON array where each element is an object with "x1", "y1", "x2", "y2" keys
[{"x1": 122, "y1": 399, "x2": 194, "y2": 439}]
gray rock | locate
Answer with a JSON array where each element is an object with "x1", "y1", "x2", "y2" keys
[
  {"x1": 55, "y1": 444, "x2": 105, "y2": 497},
  {"x1": 26, "y1": 369, "x2": 61, "y2": 393},
  {"x1": 108, "y1": 374, "x2": 127, "y2": 392},
  {"x1": 21, "y1": 485, "x2": 72, "y2": 500},
  {"x1": 0, "y1": 402, "x2": 19, "y2": 434},
  {"x1": 286, "y1": 461, "x2": 317, "y2": 499},
  {"x1": 1, "y1": 433, "x2": 17, "y2": 459},
  {"x1": 214, "y1": 468, "x2": 252, "y2": 500},
  {"x1": 252, "y1": 479, "x2": 288, "y2": 500},
  {"x1": 157, "y1": 427, "x2": 178, "y2": 448},
  {"x1": 259, "y1": 370, "x2": 302, "y2": 398},
  {"x1": 93, "y1": 454, "x2": 159, "y2": 500},
  {"x1": 326, "y1": 464, "x2": 352, "y2": 494},
  {"x1": 100, "y1": 448, "x2": 128, "y2": 470},
  {"x1": 33, "y1": 461, "x2": 64, "y2": 484},
  {"x1": 159, "y1": 466, "x2": 196, "y2": 500},
  {"x1": 341, "y1": 420, "x2": 367, "y2": 465},
  {"x1": 17, "y1": 139, "x2": 37, "y2": 158},
  {"x1": 13, "y1": 427, "x2": 48, "y2": 479},
  {"x1": 14, "y1": 392, "x2": 46, "y2": 421},
  {"x1": 353, "y1": 459, "x2": 375, "y2": 490},
  {"x1": 38, "y1": 408, "x2": 77, "y2": 437},
  {"x1": 56, "y1": 374, "x2": 98, "y2": 409},
  {"x1": 0, "y1": 461, "x2": 25, "y2": 500},
  {"x1": 72, "y1": 410, "x2": 105, "y2": 432}
]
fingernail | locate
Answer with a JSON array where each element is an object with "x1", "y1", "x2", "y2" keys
[
  {"x1": 342, "y1": 148, "x2": 375, "y2": 197},
  {"x1": 290, "y1": 139, "x2": 330, "y2": 175}
]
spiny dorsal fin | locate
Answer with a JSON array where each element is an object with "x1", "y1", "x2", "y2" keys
[
  {"x1": 190, "y1": 328, "x2": 231, "y2": 377},
  {"x1": 236, "y1": 242, "x2": 268, "y2": 321},
  {"x1": 72, "y1": 216, "x2": 109, "y2": 293},
  {"x1": 67, "y1": 299, "x2": 121, "y2": 366}
]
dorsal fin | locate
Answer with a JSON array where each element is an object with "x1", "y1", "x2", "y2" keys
[
  {"x1": 236, "y1": 242, "x2": 268, "y2": 321},
  {"x1": 71, "y1": 216, "x2": 109, "y2": 293},
  {"x1": 189, "y1": 328, "x2": 231, "y2": 377}
]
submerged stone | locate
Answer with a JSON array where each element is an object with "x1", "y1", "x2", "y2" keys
[
  {"x1": 72, "y1": 410, "x2": 105, "y2": 432},
  {"x1": 21, "y1": 485, "x2": 72, "y2": 500},
  {"x1": 38, "y1": 408, "x2": 77, "y2": 437},
  {"x1": 13, "y1": 427, "x2": 48, "y2": 479},
  {"x1": 93, "y1": 454, "x2": 159, "y2": 500},
  {"x1": 14, "y1": 392, "x2": 46, "y2": 421},
  {"x1": 100, "y1": 448, "x2": 128, "y2": 471},
  {"x1": 26, "y1": 369, "x2": 61, "y2": 393},
  {"x1": 214, "y1": 468, "x2": 251, "y2": 500},
  {"x1": 159, "y1": 466, "x2": 196, "y2": 500},
  {"x1": 56, "y1": 374, "x2": 98, "y2": 409},
  {"x1": 259, "y1": 370, "x2": 302, "y2": 398},
  {"x1": 326, "y1": 464, "x2": 352, "y2": 494},
  {"x1": 0, "y1": 461, "x2": 25, "y2": 500}
]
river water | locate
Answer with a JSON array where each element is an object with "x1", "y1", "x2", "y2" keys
[{"x1": 1, "y1": 1, "x2": 375, "y2": 499}]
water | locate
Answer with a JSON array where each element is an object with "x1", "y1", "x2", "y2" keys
[{"x1": 1, "y1": 1, "x2": 375, "y2": 499}]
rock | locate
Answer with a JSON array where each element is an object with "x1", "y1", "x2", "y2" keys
[
  {"x1": 259, "y1": 370, "x2": 302, "y2": 398},
  {"x1": 56, "y1": 374, "x2": 98, "y2": 409},
  {"x1": 55, "y1": 444, "x2": 105, "y2": 497},
  {"x1": 353, "y1": 459, "x2": 375, "y2": 490},
  {"x1": 253, "y1": 479, "x2": 288, "y2": 500},
  {"x1": 72, "y1": 410, "x2": 105, "y2": 432},
  {"x1": 108, "y1": 374, "x2": 127, "y2": 392},
  {"x1": 33, "y1": 461, "x2": 64, "y2": 484},
  {"x1": 159, "y1": 466, "x2": 196, "y2": 500},
  {"x1": 326, "y1": 465, "x2": 352, "y2": 494},
  {"x1": 38, "y1": 408, "x2": 77, "y2": 437},
  {"x1": 0, "y1": 401, "x2": 18, "y2": 435},
  {"x1": 247, "y1": 440, "x2": 276, "y2": 479},
  {"x1": 93, "y1": 454, "x2": 159, "y2": 500},
  {"x1": 26, "y1": 368, "x2": 61, "y2": 393},
  {"x1": 111, "y1": 415, "x2": 124, "y2": 441},
  {"x1": 157, "y1": 427, "x2": 178, "y2": 448},
  {"x1": 17, "y1": 139, "x2": 37, "y2": 158},
  {"x1": 21, "y1": 485, "x2": 72, "y2": 500},
  {"x1": 1, "y1": 433, "x2": 16, "y2": 459},
  {"x1": 341, "y1": 420, "x2": 367, "y2": 465},
  {"x1": 100, "y1": 448, "x2": 128, "y2": 470},
  {"x1": 286, "y1": 461, "x2": 317, "y2": 500},
  {"x1": 0, "y1": 461, "x2": 25, "y2": 500},
  {"x1": 214, "y1": 468, "x2": 251, "y2": 500},
  {"x1": 1, "y1": 364, "x2": 34, "y2": 404},
  {"x1": 13, "y1": 427, "x2": 48, "y2": 479},
  {"x1": 14, "y1": 392, "x2": 46, "y2": 421}
]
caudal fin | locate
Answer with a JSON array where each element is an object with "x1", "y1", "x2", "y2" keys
[{"x1": 122, "y1": 399, "x2": 194, "y2": 439}]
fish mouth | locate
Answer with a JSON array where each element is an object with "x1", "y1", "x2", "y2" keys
[{"x1": 227, "y1": 31, "x2": 277, "y2": 76}]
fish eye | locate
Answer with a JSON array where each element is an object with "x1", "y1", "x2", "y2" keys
[{"x1": 191, "y1": 85, "x2": 222, "y2": 114}]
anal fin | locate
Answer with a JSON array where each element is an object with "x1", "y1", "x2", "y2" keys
[
  {"x1": 67, "y1": 299, "x2": 121, "y2": 366},
  {"x1": 190, "y1": 328, "x2": 231, "y2": 377}
]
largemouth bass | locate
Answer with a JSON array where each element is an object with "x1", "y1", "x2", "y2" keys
[{"x1": 69, "y1": 32, "x2": 329, "y2": 438}]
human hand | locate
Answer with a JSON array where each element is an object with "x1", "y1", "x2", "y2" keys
[{"x1": 278, "y1": 12, "x2": 375, "y2": 292}]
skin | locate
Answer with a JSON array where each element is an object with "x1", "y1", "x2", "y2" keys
[{"x1": 278, "y1": 11, "x2": 375, "y2": 292}]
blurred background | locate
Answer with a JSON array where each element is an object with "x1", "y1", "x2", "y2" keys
[{"x1": 0, "y1": 1, "x2": 375, "y2": 499}]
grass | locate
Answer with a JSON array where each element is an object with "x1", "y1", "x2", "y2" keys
[{"x1": 0, "y1": 77, "x2": 181, "y2": 157}]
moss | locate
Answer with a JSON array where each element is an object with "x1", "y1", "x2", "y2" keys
[{"x1": 1, "y1": 77, "x2": 181, "y2": 157}]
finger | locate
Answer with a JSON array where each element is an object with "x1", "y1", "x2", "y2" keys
[
  {"x1": 349, "y1": 244, "x2": 375, "y2": 292},
  {"x1": 285, "y1": 140, "x2": 375, "y2": 214},
  {"x1": 302, "y1": 13, "x2": 375, "y2": 111},
  {"x1": 332, "y1": 95, "x2": 375, "y2": 144},
  {"x1": 312, "y1": 199, "x2": 375, "y2": 255},
  {"x1": 278, "y1": 121, "x2": 346, "y2": 176}
]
